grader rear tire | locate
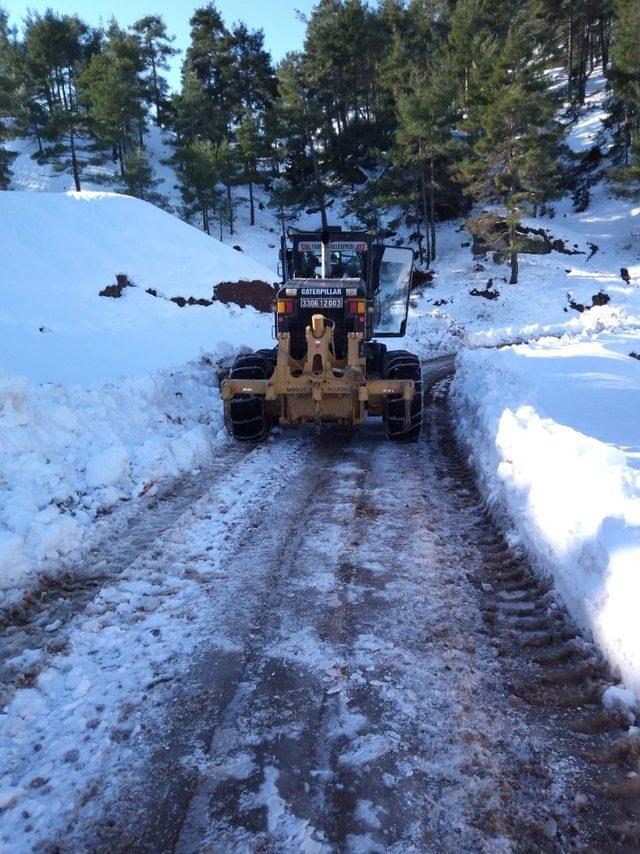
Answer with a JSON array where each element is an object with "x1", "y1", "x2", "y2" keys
[
  {"x1": 225, "y1": 353, "x2": 270, "y2": 442},
  {"x1": 383, "y1": 350, "x2": 423, "y2": 442}
]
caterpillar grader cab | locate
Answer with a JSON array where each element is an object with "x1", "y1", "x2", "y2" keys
[{"x1": 221, "y1": 226, "x2": 422, "y2": 442}]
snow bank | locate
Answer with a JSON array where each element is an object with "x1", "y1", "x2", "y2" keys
[
  {"x1": 0, "y1": 191, "x2": 275, "y2": 384},
  {"x1": 451, "y1": 333, "x2": 640, "y2": 698},
  {"x1": 0, "y1": 357, "x2": 230, "y2": 603}
]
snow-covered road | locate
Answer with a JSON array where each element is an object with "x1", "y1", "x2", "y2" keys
[{"x1": 0, "y1": 359, "x2": 635, "y2": 852}]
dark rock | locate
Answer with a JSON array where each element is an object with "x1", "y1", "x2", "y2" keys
[
  {"x1": 621, "y1": 267, "x2": 631, "y2": 284},
  {"x1": 591, "y1": 291, "x2": 610, "y2": 307},
  {"x1": 470, "y1": 281, "x2": 500, "y2": 300},
  {"x1": 233, "y1": 245, "x2": 243, "y2": 252},
  {"x1": 411, "y1": 269, "x2": 435, "y2": 291},
  {"x1": 567, "y1": 294, "x2": 585, "y2": 313}
]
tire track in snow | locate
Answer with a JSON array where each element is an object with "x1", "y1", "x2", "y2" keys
[{"x1": 0, "y1": 437, "x2": 310, "y2": 851}]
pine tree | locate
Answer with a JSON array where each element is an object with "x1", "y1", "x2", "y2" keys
[
  {"x1": 77, "y1": 23, "x2": 147, "y2": 176},
  {"x1": 607, "y1": 0, "x2": 640, "y2": 196},
  {"x1": 132, "y1": 15, "x2": 177, "y2": 124},
  {"x1": 0, "y1": 9, "x2": 19, "y2": 187},
  {"x1": 229, "y1": 22, "x2": 276, "y2": 120},
  {"x1": 122, "y1": 147, "x2": 163, "y2": 202},
  {"x1": 457, "y1": 16, "x2": 565, "y2": 283},
  {"x1": 22, "y1": 10, "x2": 100, "y2": 190},
  {"x1": 237, "y1": 114, "x2": 262, "y2": 226},
  {"x1": 302, "y1": 0, "x2": 392, "y2": 179},
  {"x1": 214, "y1": 138, "x2": 241, "y2": 235},
  {"x1": 176, "y1": 138, "x2": 221, "y2": 234},
  {"x1": 277, "y1": 51, "x2": 329, "y2": 229},
  {"x1": 182, "y1": 4, "x2": 235, "y2": 143}
]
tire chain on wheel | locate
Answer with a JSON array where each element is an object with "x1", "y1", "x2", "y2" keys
[
  {"x1": 383, "y1": 350, "x2": 423, "y2": 442},
  {"x1": 226, "y1": 353, "x2": 270, "y2": 442},
  {"x1": 254, "y1": 348, "x2": 278, "y2": 377}
]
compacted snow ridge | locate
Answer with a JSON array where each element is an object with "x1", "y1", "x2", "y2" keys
[
  {"x1": 451, "y1": 332, "x2": 640, "y2": 708},
  {"x1": 0, "y1": 355, "x2": 238, "y2": 604}
]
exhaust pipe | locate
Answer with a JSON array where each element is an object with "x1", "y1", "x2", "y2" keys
[{"x1": 320, "y1": 229, "x2": 331, "y2": 279}]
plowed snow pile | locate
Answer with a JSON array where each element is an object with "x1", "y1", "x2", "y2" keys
[
  {"x1": 0, "y1": 191, "x2": 275, "y2": 384},
  {"x1": 452, "y1": 330, "x2": 640, "y2": 698},
  {"x1": 0, "y1": 191, "x2": 274, "y2": 600}
]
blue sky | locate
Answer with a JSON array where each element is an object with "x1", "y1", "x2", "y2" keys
[{"x1": 4, "y1": 0, "x2": 317, "y2": 88}]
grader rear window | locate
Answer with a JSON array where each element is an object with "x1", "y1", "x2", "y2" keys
[{"x1": 296, "y1": 240, "x2": 367, "y2": 280}]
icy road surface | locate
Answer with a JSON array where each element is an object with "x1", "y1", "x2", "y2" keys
[{"x1": 0, "y1": 358, "x2": 635, "y2": 852}]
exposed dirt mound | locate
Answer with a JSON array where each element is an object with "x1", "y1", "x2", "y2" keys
[
  {"x1": 214, "y1": 280, "x2": 277, "y2": 313},
  {"x1": 99, "y1": 273, "x2": 133, "y2": 298}
]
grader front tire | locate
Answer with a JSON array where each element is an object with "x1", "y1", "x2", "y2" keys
[{"x1": 225, "y1": 353, "x2": 270, "y2": 442}]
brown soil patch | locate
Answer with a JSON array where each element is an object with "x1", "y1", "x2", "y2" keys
[{"x1": 214, "y1": 280, "x2": 277, "y2": 313}]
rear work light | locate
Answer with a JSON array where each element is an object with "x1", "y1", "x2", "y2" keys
[{"x1": 277, "y1": 300, "x2": 295, "y2": 314}]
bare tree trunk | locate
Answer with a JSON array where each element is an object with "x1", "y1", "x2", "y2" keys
[
  {"x1": 419, "y1": 164, "x2": 430, "y2": 267},
  {"x1": 33, "y1": 121, "x2": 43, "y2": 154},
  {"x1": 509, "y1": 222, "x2": 518, "y2": 284},
  {"x1": 151, "y1": 54, "x2": 161, "y2": 123},
  {"x1": 429, "y1": 156, "x2": 436, "y2": 262},
  {"x1": 599, "y1": 17, "x2": 608, "y2": 70},
  {"x1": 310, "y1": 143, "x2": 328, "y2": 231},
  {"x1": 249, "y1": 179, "x2": 255, "y2": 226},
  {"x1": 226, "y1": 184, "x2": 234, "y2": 235},
  {"x1": 70, "y1": 126, "x2": 81, "y2": 191},
  {"x1": 118, "y1": 140, "x2": 125, "y2": 177},
  {"x1": 568, "y1": 0, "x2": 575, "y2": 100}
]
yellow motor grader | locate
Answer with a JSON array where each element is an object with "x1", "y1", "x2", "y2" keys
[{"x1": 221, "y1": 226, "x2": 422, "y2": 441}]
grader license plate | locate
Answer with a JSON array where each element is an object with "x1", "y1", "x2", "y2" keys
[{"x1": 299, "y1": 297, "x2": 343, "y2": 309}]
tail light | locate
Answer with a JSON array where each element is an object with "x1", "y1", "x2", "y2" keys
[
  {"x1": 277, "y1": 300, "x2": 295, "y2": 314},
  {"x1": 348, "y1": 300, "x2": 366, "y2": 314}
]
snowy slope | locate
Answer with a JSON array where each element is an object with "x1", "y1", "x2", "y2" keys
[
  {"x1": 0, "y1": 190, "x2": 276, "y2": 385},
  {"x1": 7, "y1": 125, "x2": 178, "y2": 199}
]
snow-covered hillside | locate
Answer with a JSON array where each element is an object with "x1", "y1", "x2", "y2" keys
[
  {"x1": 0, "y1": 190, "x2": 276, "y2": 384},
  {"x1": 0, "y1": 189, "x2": 278, "y2": 600}
]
